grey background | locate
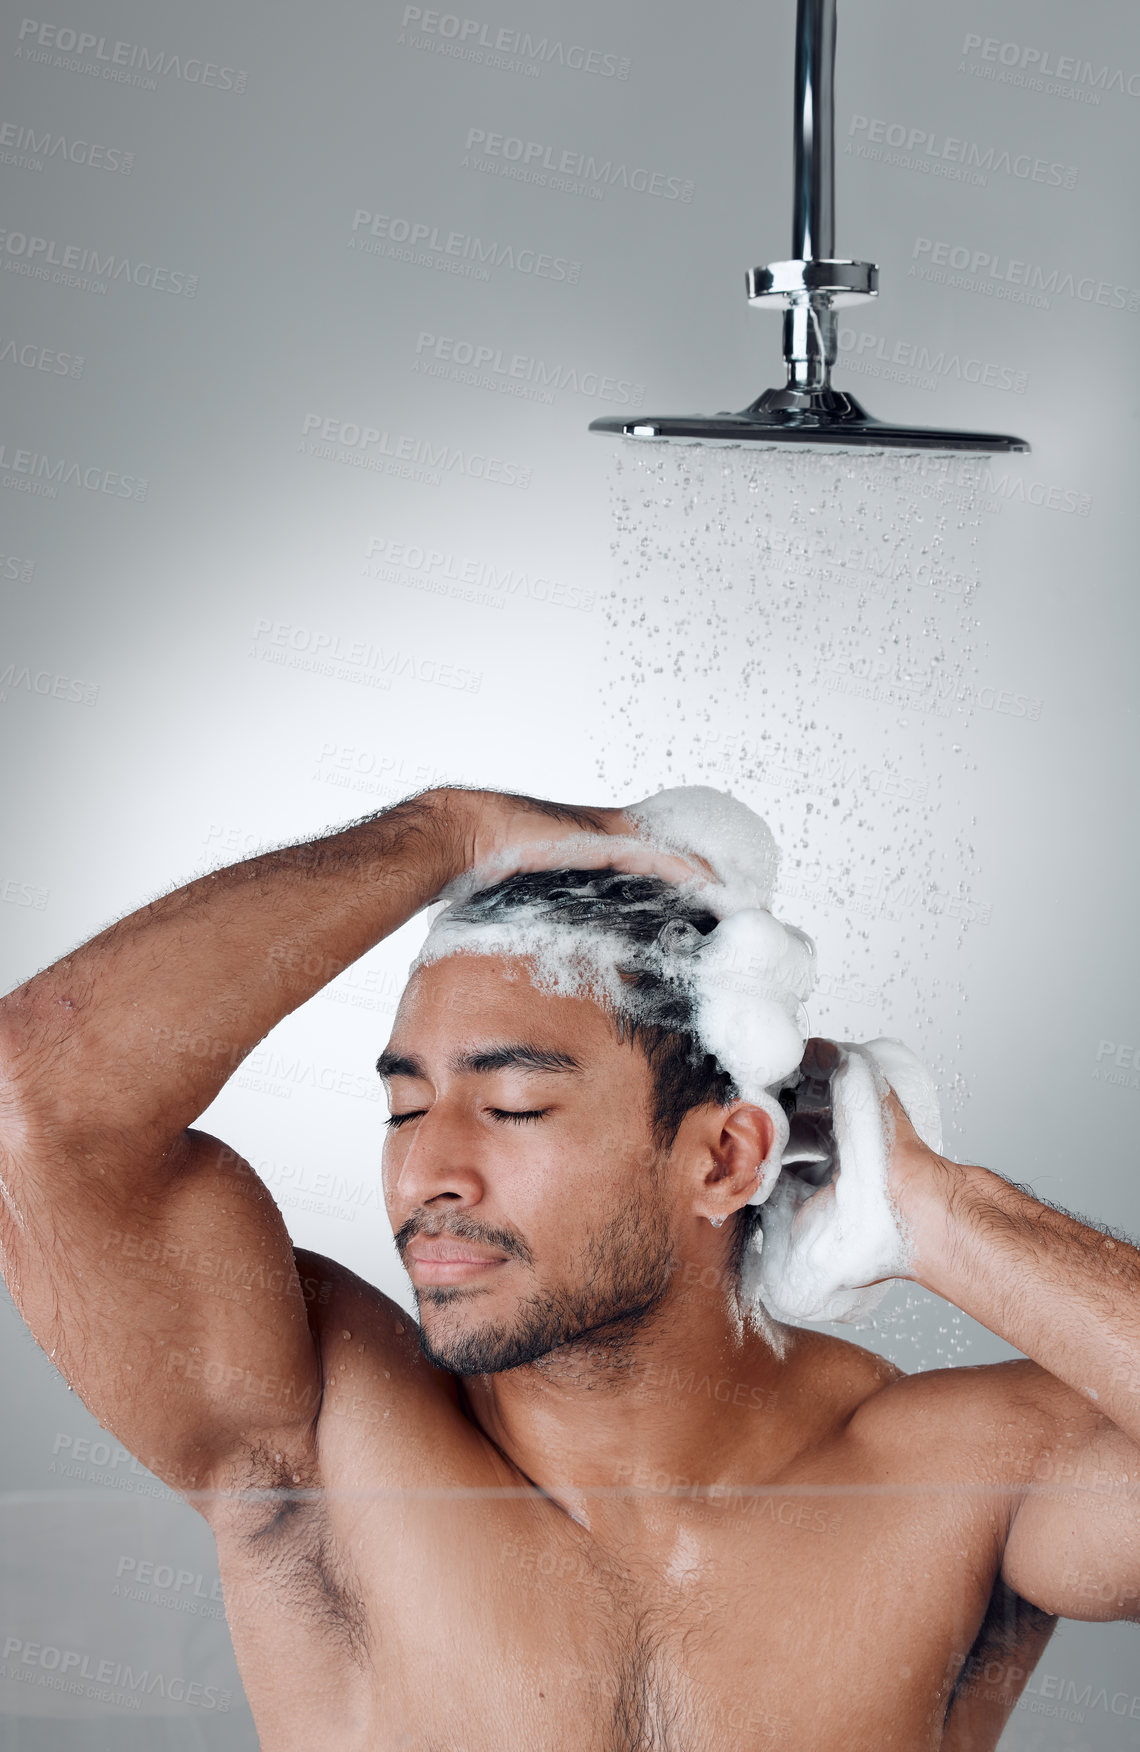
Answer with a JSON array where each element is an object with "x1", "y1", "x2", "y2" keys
[{"x1": 1, "y1": 0, "x2": 1138, "y2": 1743}]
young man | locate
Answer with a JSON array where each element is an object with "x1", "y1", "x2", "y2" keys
[{"x1": 0, "y1": 786, "x2": 1137, "y2": 1752}]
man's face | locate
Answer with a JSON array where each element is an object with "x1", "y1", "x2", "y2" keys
[{"x1": 379, "y1": 953, "x2": 680, "y2": 1377}]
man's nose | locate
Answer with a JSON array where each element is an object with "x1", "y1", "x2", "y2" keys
[{"x1": 392, "y1": 1104, "x2": 485, "y2": 1207}]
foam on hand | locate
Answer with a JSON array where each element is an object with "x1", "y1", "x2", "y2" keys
[
  {"x1": 750, "y1": 1040, "x2": 942, "y2": 1324},
  {"x1": 412, "y1": 784, "x2": 942, "y2": 1326}
]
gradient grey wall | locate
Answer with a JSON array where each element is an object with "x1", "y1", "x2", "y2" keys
[{"x1": 1, "y1": 0, "x2": 1138, "y2": 1744}]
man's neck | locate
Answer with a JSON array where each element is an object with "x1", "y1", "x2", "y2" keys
[{"x1": 457, "y1": 1286, "x2": 802, "y2": 1537}]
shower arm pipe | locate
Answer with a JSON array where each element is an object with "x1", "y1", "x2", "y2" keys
[
  {"x1": 791, "y1": 0, "x2": 835, "y2": 262},
  {"x1": 748, "y1": 0, "x2": 877, "y2": 398}
]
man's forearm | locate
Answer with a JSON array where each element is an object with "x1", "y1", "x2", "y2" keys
[
  {"x1": 903, "y1": 1160, "x2": 1140, "y2": 1441},
  {"x1": 0, "y1": 788, "x2": 470, "y2": 1151}
]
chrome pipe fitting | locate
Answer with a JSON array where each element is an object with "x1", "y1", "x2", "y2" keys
[{"x1": 749, "y1": 0, "x2": 877, "y2": 398}]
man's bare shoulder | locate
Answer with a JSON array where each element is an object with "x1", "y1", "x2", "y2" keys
[
  {"x1": 294, "y1": 1245, "x2": 451, "y2": 1396},
  {"x1": 293, "y1": 1249, "x2": 481, "y2": 1475},
  {"x1": 840, "y1": 1345, "x2": 1102, "y2": 1474},
  {"x1": 293, "y1": 1246, "x2": 422, "y2": 1362}
]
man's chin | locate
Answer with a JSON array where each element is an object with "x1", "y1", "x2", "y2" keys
[
  {"x1": 413, "y1": 1305, "x2": 535, "y2": 1377},
  {"x1": 415, "y1": 1285, "x2": 671, "y2": 1378}
]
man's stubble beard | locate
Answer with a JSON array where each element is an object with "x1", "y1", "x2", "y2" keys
[{"x1": 415, "y1": 1166, "x2": 678, "y2": 1378}]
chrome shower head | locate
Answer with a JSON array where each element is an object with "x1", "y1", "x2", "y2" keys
[
  {"x1": 590, "y1": 0, "x2": 1029, "y2": 455},
  {"x1": 588, "y1": 398, "x2": 1029, "y2": 452}
]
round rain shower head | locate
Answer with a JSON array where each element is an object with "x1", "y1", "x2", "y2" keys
[
  {"x1": 591, "y1": 0, "x2": 1030, "y2": 457},
  {"x1": 589, "y1": 393, "x2": 1030, "y2": 454}
]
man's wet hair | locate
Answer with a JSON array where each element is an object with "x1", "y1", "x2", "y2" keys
[{"x1": 448, "y1": 865, "x2": 739, "y2": 1147}]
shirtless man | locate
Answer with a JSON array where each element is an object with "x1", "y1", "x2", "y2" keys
[{"x1": 1, "y1": 785, "x2": 1138, "y2": 1752}]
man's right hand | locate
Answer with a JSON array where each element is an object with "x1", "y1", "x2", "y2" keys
[{"x1": 439, "y1": 786, "x2": 713, "y2": 894}]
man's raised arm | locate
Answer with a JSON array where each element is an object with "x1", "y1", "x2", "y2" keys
[
  {"x1": 886, "y1": 1093, "x2": 1140, "y2": 1625},
  {"x1": 0, "y1": 785, "x2": 653, "y2": 1512},
  {"x1": 1, "y1": 790, "x2": 474, "y2": 1152}
]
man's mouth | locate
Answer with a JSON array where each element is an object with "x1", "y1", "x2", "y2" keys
[{"x1": 405, "y1": 1238, "x2": 511, "y2": 1284}]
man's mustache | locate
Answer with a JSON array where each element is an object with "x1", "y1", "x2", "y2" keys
[{"x1": 394, "y1": 1210, "x2": 534, "y2": 1266}]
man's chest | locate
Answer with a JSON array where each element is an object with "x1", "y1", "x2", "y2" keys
[{"x1": 218, "y1": 1482, "x2": 1007, "y2": 1751}]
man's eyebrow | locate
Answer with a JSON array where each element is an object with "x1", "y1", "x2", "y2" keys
[
  {"x1": 375, "y1": 1045, "x2": 583, "y2": 1081},
  {"x1": 456, "y1": 1044, "x2": 582, "y2": 1075},
  {"x1": 375, "y1": 1051, "x2": 425, "y2": 1081}
]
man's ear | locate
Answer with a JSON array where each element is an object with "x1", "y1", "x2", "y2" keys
[{"x1": 688, "y1": 1101, "x2": 777, "y2": 1224}]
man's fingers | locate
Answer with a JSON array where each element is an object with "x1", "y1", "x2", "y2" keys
[
  {"x1": 467, "y1": 793, "x2": 721, "y2": 893},
  {"x1": 800, "y1": 1037, "x2": 842, "y2": 1079},
  {"x1": 476, "y1": 832, "x2": 710, "y2": 889},
  {"x1": 611, "y1": 808, "x2": 719, "y2": 881},
  {"x1": 883, "y1": 1086, "x2": 924, "y2": 1149}
]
